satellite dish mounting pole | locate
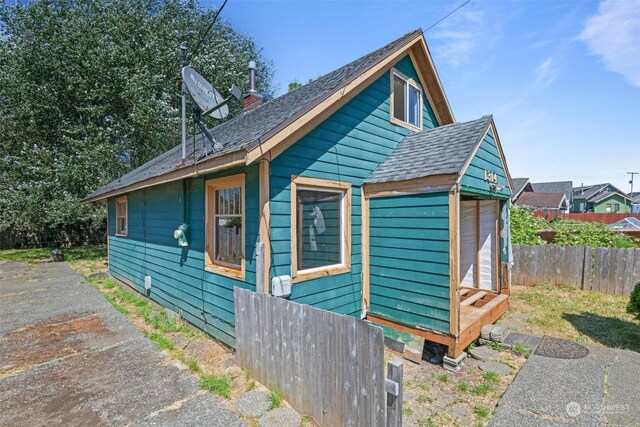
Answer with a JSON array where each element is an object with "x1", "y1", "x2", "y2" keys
[{"x1": 180, "y1": 44, "x2": 188, "y2": 160}]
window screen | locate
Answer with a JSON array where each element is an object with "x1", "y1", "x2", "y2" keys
[
  {"x1": 296, "y1": 188, "x2": 343, "y2": 271},
  {"x1": 393, "y1": 75, "x2": 406, "y2": 122},
  {"x1": 214, "y1": 187, "x2": 242, "y2": 268}
]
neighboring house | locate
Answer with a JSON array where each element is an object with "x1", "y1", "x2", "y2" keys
[
  {"x1": 511, "y1": 177, "x2": 532, "y2": 202},
  {"x1": 530, "y1": 181, "x2": 572, "y2": 212},
  {"x1": 610, "y1": 217, "x2": 640, "y2": 230},
  {"x1": 630, "y1": 192, "x2": 640, "y2": 214},
  {"x1": 514, "y1": 192, "x2": 567, "y2": 220},
  {"x1": 571, "y1": 183, "x2": 633, "y2": 213},
  {"x1": 83, "y1": 30, "x2": 513, "y2": 360}
]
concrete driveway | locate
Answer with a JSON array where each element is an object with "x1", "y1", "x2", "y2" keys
[
  {"x1": 0, "y1": 261, "x2": 242, "y2": 426},
  {"x1": 491, "y1": 338, "x2": 640, "y2": 426}
]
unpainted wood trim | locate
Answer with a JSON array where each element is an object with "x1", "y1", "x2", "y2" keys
[
  {"x1": 363, "y1": 174, "x2": 456, "y2": 197},
  {"x1": 448, "y1": 190, "x2": 460, "y2": 336},
  {"x1": 82, "y1": 152, "x2": 246, "y2": 204},
  {"x1": 361, "y1": 192, "x2": 370, "y2": 314},
  {"x1": 411, "y1": 40, "x2": 455, "y2": 124},
  {"x1": 245, "y1": 34, "x2": 425, "y2": 165},
  {"x1": 259, "y1": 161, "x2": 271, "y2": 292},
  {"x1": 408, "y1": 49, "x2": 442, "y2": 126},
  {"x1": 204, "y1": 173, "x2": 246, "y2": 280},
  {"x1": 115, "y1": 195, "x2": 128, "y2": 237},
  {"x1": 475, "y1": 200, "x2": 481, "y2": 289},
  {"x1": 389, "y1": 67, "x2": 423, "y2": 131},
  {"x1": 366, "y1": 315, "x2": 455, "y2": 346},
  {"x1": 290, "y1": 175, "x2": 352, "y2": 283}
]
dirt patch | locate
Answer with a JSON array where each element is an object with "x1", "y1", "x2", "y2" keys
[{"x1": 0, "y1": 314, "x2": 116, "y2": 376}]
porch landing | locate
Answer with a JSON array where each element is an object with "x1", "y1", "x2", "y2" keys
[{"x1": 456, "y1": 288, "x2": 509, "y2": 355}]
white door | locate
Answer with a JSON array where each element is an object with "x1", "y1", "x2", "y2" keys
[
  {"x1": 459, "y1": 200, "x2": 498, "y2": 291},
  {"x1": 478, "y1": 200, "x2": 498, "y2": 291}
]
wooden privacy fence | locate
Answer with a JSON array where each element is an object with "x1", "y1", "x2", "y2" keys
[
  {"x1": 234, "y1": 288, "x2": 402, "y2": 427},
  {"x1": 512, "y1": 245, "x2": 640, "y2": 296}
]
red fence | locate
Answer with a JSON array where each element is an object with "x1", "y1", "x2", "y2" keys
[{"x1": 549, "y1": 212, "x2": 640, "y2": 224}]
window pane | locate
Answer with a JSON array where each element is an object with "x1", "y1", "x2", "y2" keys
[
  {"x1": 216, "y1": 186, "x2": 241, "y2": 215},
  {"x1": 215, "y1": 216, "x2": 242, "y2": 267},
  {"x1": 393, "y1": 76, "x2": 406, "y2": 121},
  {"x1": 408, "y1": 85, "x2": 420, "y2": 127},
  {"x1": 297, "y1": 189, "x2": 342, "y2": 270}
]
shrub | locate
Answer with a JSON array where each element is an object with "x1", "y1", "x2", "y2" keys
[
  {"x1": 551, "y1": 220, "x2": 637, "y2": 248},
  {"x1": 628, "y1": 282, "x2": 640, "y2": 320},
  {"x1": 510, "y1": 207, "x2": 547, "y2": 245}
]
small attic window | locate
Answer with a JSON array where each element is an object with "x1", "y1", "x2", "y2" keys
[{"x1": 390, "y1": 68, "x2": 422, "y2": 130}]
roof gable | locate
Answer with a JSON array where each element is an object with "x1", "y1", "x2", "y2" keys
[
  {"x1": 83, "y1": 29, "x2": 455, "y2": 203},
  {"x1": 364, "y1": 115, "x2": 492, "y2": 184},
  {"x1": 515, "y1": 192, "x2": 567, "y2": 209}
]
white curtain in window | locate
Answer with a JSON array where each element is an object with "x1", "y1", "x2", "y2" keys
[
  {"x1": 478, "y1": 200, "x2": 498, "y2": 291},
  {"x1": 459, "y1": 201, "x2": 477, "y2": 287}
]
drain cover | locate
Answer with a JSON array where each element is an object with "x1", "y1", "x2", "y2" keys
[{"x1": 534, "y1": 336, "x2": 589, "y2": 359}]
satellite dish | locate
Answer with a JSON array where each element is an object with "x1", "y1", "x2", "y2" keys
[{"x1": 182, "y1": 66, "x2": 228, "y2": 119}]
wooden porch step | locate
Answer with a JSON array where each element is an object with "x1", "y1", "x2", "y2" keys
[
  {"x1": 459, "y1": 289, "x2": 470, "y2": 297},
  {"x1": 461, "y1": 291, "x2": 487, "y2": 306}
]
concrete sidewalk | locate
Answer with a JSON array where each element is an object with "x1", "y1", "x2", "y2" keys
[
  {"x1": 0, "y1": 261, "x2": 242, "y2": 426},
  {"x1": 491, "y1": 340, "x2": 640, "y2": 426}
]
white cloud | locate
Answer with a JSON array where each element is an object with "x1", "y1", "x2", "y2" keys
[
  {"x1": 429, "y1": 9, "x2": 499, "y2": 67},
  {"x1": 536, "y1": 57, "x2": 558, "y2": 86},
  {"x1": 579, "y1": 0, "x2": 640, "y2": 87}
]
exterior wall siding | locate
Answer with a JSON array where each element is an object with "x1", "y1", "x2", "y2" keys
[
  {"x1": 459, "y1": 129, "x2": 511, "y2": 199},
  {"x1": 269, "y1": 55, "x2": 439, "y2": 318},
  {"x1": 593, "y1": 194, "x2": 632, "y2": 213},
  {"x1": 368, "y1": 193, "x2": 451, "y2": 333},
  {"x1": 107, "y1": 165, "x2": 260, "y2": 347}
]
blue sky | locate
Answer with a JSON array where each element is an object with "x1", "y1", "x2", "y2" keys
[{"x1": 220, "y1": 0, "x2": 640, "y2": 193}]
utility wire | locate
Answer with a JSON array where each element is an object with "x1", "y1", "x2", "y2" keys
[
  {"x1": 423, "y1": 0, "x2": 472, "y2": 33},
  {"x1": 188, "y1": 0, "x2": 229, "y2": 61}
]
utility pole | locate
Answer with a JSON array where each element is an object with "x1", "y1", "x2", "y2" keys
[
  {"x1": 629, "y1": 172, "x2": 639, "y2": 196},
  {"x1": 180, "y1": 44, "x2": 188, "y2": 161}
]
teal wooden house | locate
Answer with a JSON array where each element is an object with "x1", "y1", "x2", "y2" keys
[{"x1": 84, "y1": 30, "x2": 513, "y2": 358}]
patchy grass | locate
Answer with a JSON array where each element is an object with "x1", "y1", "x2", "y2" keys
[
  {"x1": 416, "y1": 395, "x2": 433, "y2": 404},
  {"x1": 511, "y1": 341, "x2": 532, "y2": 358},
  {"x1": 403, "y1": 407, "x2": 414, "y2": 416},
  {"x1": 436, "y1": 373, "x2": 449, "y2": 383},
  {"x1": 200, "y1": 374, "x2": 231, "y2": 398},
  {"x1": 0, "y1": 245, "x2": 107, "y2": 263},
  {"x1": 482, "y1": 371, "x2": 500, "y2": 383},
  {"x1": 145, "y1": 331, "x2": 175, "y2": 351},
  {"x1": 474, "y1": 405, "x2": 491, "y2": 418},
  {"x1": 510, "y1": 284, "x2": 640, "y2": 352},
  {"x1": 457, "y1": 381, "x2": 470, "y2": 392},
  {"x1": 269, "y1": 389, "x2": 283, "y2": 409},
  {"x1": 471, "y1": 382, "x2": 494, "y2": 396}
]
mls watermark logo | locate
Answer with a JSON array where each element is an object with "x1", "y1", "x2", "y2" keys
[{"x1": 566, "y1": 401, "x2": 581, "y2": 418}]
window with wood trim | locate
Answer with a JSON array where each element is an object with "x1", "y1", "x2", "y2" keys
[
  {"x1": 291, "y1": 176, "x2": 351, "y2": 283},
  {"x1": 205, "y1": 174, "x2": 245, "y2": 278},
  {"x1": 390, "y1": 68, "x2": 422, "y2": 130},
  {"x1": 115, "y1": 196, "x2": 128, "y2": 236}
]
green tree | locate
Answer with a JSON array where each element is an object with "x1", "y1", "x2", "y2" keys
[
  {"x1": 288, "y1": 80, "x2": 302, "y2": 92},
  {"x1": 0, "y1": 0, "x2": 274, "y2": 243}
]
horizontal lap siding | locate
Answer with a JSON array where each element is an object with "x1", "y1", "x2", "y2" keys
[
  {"x1": 270, "y1": 55, "x2": 439, "y2": 317},
  {"x1": 460, "y1": 129, "x2": 511, "y2": 199},
  {"x1": 369, "y1": 193, "x2": 450, "y2": 333},
  {"x1": 108, "y1": 165, "x2": 260, "y2": 347}
]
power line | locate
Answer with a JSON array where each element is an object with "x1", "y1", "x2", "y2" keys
[
  {"x1": 189, "y1": 0, "x2": 229, "y2": 61},
  {"x1": 423, "y1": 0, "x2": 473, "y2": 33}
]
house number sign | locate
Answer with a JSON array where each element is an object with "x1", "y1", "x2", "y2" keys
[{"x1": 484, "y1": 170, "x2": 498, "y2": 183}]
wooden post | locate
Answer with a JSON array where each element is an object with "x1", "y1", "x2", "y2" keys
[
  {"x1": 256, "y1": 242, "x2": 264, "y2": 292},
  {"x1": 386, "y1": 360, "x2": 403, "y2": 427}
]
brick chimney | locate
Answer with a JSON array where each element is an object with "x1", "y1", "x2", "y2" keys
[{"x1": 243, "y1": 60, "x2": 263, "y2": 111}]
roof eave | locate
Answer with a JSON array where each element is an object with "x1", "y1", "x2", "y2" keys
[{"x1": 82, "y1": 150, "x2": 247, "y2": 204}]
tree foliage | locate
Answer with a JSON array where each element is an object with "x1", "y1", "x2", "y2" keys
[{"x1": 0, "y1": 0, "x2": 274, "y2": 240}]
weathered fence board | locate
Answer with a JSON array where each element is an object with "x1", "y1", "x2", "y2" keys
[
  {"x1": 234, "y1": 288, "x2": 387, "y2": 427},
  {"x1": 512, "y1": 245, "x2": 640, "y2": 296}
]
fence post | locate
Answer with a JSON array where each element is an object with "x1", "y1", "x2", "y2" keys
[{"x1": 386, "y1": 359, "x2": 403, "y2": 427}]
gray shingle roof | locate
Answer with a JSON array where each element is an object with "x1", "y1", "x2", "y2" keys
[
  {"x1": 84, "y1": 29, "x2": 423, "y2": 202},
  {"x1": 364, "y1": 115, "x2": 492, "y2": 184},
  {"x1": 531, "y1": 181, "x2": 573, "y2": 202},
  {"x1": 511, "y1": 178, "x2": 530, "y2": 199}
]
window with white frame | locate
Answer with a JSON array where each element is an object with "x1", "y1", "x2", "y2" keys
[
  {"x1": 115, "y1": 196, "x2": 128, "y2": 236},
  {"x1": 205, "y1": 174, "x2": 245, "y2": 278},
  {"x1": 390, "y1": 68, "x2": 422, "y2": 130},
  {"x1": 291, "y1": 176, "x2": 351, "y2": 282}
]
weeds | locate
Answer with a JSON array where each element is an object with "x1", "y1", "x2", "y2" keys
[
  {"x1": 145, "y1": 331, "x2": 174, "y2": 351},
  {"x1": 269, "y1": 389, "x2": 283, "y2": 409},
  {"x1": 474, "y1": 405, "x2": 490, "y2": 418},
  {"x1": 200, "y1": 374, "x2": 231, "y2": 398},
  {"x1": 511, "y1": 341, "x2": 532, "y2": 358},
  {"x1": 457, "y1": 381, "x2": 470, "y2": 392},
  {"x1": 482, "y1": 371, "x2": 500, "y2": 383},
  {"x1": 403, "y1": 407, "x2": 414, "y2": 416},
  {"x1": 436, "y1": 373, "x2": 449, "y2": 383},
  {"x1": 471, "y1": 382, "x2": 494, "y2": 396},
  {"x1": 416, "y1": 395, "x2": 432, "y2": 404}
]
